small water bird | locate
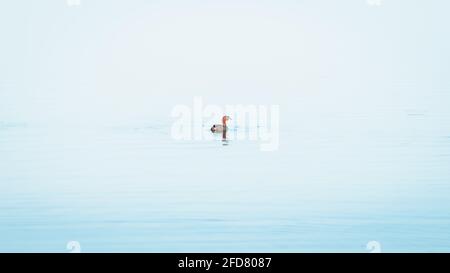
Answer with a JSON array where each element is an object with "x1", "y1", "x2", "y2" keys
[{"x1": 211, "y1": 116, "x2": 231, "y2": 133}]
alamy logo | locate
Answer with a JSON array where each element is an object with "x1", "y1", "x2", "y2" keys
[
  {"x1": 66, "y1": 241, "x2": 81, "y2": 253},
  {"x1": 367, "y1": 0, "x2": 382, "y2": 6},
  {"x1": 171, "y1": 97, "x2": 280, "y2": 151},
  {"x1": 66, "y1": 0, "x2": 81, "y2": 7},
  {"x1": 366, "y1": 241, "x2": 382, "y2": 253}
]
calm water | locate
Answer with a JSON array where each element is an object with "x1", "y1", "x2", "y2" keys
[
  {"x1": 1, "y1": 111, "x2": 450, "y2": 253},
  {"x1": 3, "y1": 0, "x2": 450, "y2": 253}
]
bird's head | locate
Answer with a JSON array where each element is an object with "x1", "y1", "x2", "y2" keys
[{"x1": 222, "y1": 115, "x2": 231, "y2": 124}]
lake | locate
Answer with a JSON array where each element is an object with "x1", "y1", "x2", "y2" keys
[{"x1": 1, "y1": 109, "x2": 449, "y2": 252}]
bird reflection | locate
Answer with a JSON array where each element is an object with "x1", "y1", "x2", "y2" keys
[{"x1": 222, "y1": 129, "x2": 229, "y2": 146}]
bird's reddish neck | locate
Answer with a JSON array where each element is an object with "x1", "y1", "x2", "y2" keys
[{"x1": 222, "y1": 117, "x2": 227, "y2": 127}]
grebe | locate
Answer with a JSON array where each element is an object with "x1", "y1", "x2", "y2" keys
[{"x1": 211, "y1": 116, "x2": 231, "y2": 133}]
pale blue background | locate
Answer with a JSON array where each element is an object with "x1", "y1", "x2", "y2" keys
[{"x1": 1, "y1": 0, "x2": 450, "y2": 252}]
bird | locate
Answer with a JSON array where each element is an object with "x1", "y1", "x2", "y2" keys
[{"x1": 211, "y1": 116, "x2": 231, "y2": 133}]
